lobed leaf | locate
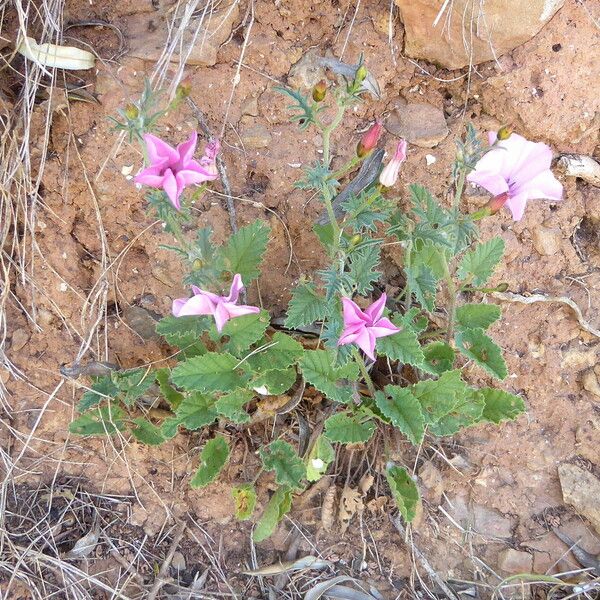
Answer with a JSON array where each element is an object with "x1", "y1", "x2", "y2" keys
[
  {"x1": 422, "y1": 342, "x2": 456, "y2": 375},
  {"x1": 456, "y1": 303, "x2": 501, "y2": 330},
  {"x1": 220, "y1": 311, "x2": 270, "y2": 356},
  {"x1": 299, "y1": 350, "x2": 359, "y2": 404},
  {"x1": 428, "y1": 389, "x2": 485, "y2": 437},
  {"x1": 156, "y1": 315, "x2": 212, "y2": 347},
  {"x1": 115, "y1": 369, "x2": 155, "y2": 407},
  {"x1": 162, "y1": 392, "x2": 217, "y2": 437},
  {"x1": 455, "y1": 328, "x2": 507, "y2": 380},
  {"x1": 221, "y1": 221, "x2": 270, "y2": 283},
  {"x1": 172, "y1": 352, "x2": 247, "y2": 392},
  {"x1": 191, "y1": 435, "x2": 230, "y2": 488},
  {"x1": 78, "y1": 377, "x2": 119, "y2": 412},
  {"x1": 386, "y1": 465, "x2": 420, "y2": 523},
  {"x1": 284, "y1": 282, "x2": 329, "y2": 329},
  {"x1": 246, "y1": 332, "x2": 304, "y2": 372},
  {"x1": 69, "y1": 405, "x2": 126, "y2": 436},
  {"x1": 324, "y1": 412, "x2": 375, "y2": 444},
  {"x1": 458, "y1": 237, "x2": 505, "y2": 286},
  {"x1": 411, "y1": 369, "x2": 467, "y2": 423},
  {"x1": 259, "y1": 440, "x2": 306, "y2": 490},
  {"x1": 130, "y1": 418, "x2": 167, "y2": 446},
  {"x1": 348, "y1": 244, "x2": 382, "y2": 294},
  {"x1": 215, "y1": 389, "x2": 252, "y2": 423},
  {"x1": 480, "y1": 388, "x2": 525, "y2": 423},
  {"x1": 375, "y1": 386, "x2": 425, "y2": 445},
  {"x1": 377, "y1": 327, "x2": 425, "y2": 368},
  {"x1": 251, "y1": 367, "x2": 297, "y2": 396},
  {"x1": 406, "y1": 265, "x2": 437, "y2": 312}
]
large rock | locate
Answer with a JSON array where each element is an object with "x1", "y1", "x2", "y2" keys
[
  {"x1": 385, "y1": 100, "x2": 449, "y2": 148},
  {"x1": 395, "y1": 0, "x2": 564, "y2": 69}
]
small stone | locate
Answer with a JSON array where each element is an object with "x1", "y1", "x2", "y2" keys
[
  {"x1": 123, "y1": 306, "x2": 159, "y2": 340},
  {"x1": 287, "y1": 50, "x2": 326, "y2": 90},
  {"x1": 582, "y1": 369, "x2": 600, "y2": 398},
  {"x1": 498, "y1": 548, "x2": 533, "y2": 574},
  {"x1": 130, "y1": 504, "x2": 148, "y2": 527},
  {"x1": 561, "y1": 349, "x2": 597, "y2": 371},
  {"x1": 419, "y1": 461, "x2": 444, "y2": 505},
  {"x1": 575, "y1": 418, "x2": 600, "y2": 463},
  {"x1": 171, "y1": 551, "x2": 186, "y2": 571},
  {"x1": 531, "y1": 226, "x2": 562, "y2": 256},
  {"x1": 522, "y1": 534, "x2": 571, "y2": 574},
  {"x1": 385, "y1": 101, "x2": 449, "y2": 148},
  {"x1": 241, "y1": 124, "x2": 272, "y2": 149},
  {"x1": 558, "y1": 463, "x2": 600, "y2": 534},
  {"x1": 240, "y1": 96, "x2": 259, "y2": 117},
  {"x1": 10, "y1": 328, "x2": 30, "y2": 352},
  {"x1": 473, "y1": 504, "x2": 515, "y2": 540}
]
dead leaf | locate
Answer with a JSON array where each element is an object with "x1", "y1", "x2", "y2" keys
[
  {"x1": 65, "y1": 527, "x2": 100, "y2": 559},
  {"x1": 242, "y1": 555, "x2": 332, "y2": 576},
  {"x1": 358, "y1": 473, "x2": 374, "y2": 496},
  {"x1": 17, "y1": 36, "x2": 95, "y2": 70},
  {"x1": 366, "y1": 496, "x2": 388, "y2": 513},
  {"x1": 321, "y1": 484, "x2": 338, "y2": 532},
  {"x1": 338, "y1": 486, "x2": 363, "y2": 533}
]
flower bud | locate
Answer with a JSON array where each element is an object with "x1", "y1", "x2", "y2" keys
[
  {"x1": 349, "y1": 234, "x2": 362, "y2": 247},
  {"x1": 496, "y1": 282, "x2": 509, "y2": 292},
  {"x1": 486, "y1": 191, "x2": 510, "y2": 214},
  {"x1": 175, "y1": 77, "x2": 192, "y2": 100},
  {"x1": 124, "y1": 103, "x2": 139, "y2": 120},
  {"x1": 379, "y1": 139, "x2": 407, "y2": 187},
  {"x1": 497, "y1": 126, "x2": 512, "y2": 141},
  {"x1": 312, "y1": 79, "x2": 327, "y2": 103},
  {"x1": 356, "y1": 121, "x2": 382, "y2": 157},
  {"x1": 354, "y1": 64, "x2": 368, "y2": 85}
]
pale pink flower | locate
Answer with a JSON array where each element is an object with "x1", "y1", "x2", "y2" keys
[
  {"x1": 467, "y1": 131, "x2": 563, "y2": 220},
  {"x1": 172, "y1": 274, "x2": 259, "y2": 332},
  {"x1": 338, "y1": 294, "x2": 400, "y2": 361},
  {"x1": 135, "y1": 132, "x2": 219, "y2": 210},
  {"x1": 379, "y1": 140, "x2": 407, "y2": 187}
]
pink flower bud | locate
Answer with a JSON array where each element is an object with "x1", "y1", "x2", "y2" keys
[
  {"x1": 356, "y1": 121, "x2": 383, "y2": 158},
  {"x1": 379, "y1": 140, "x2": 407, "y2": 187},
  {"x1": 485, "y1": 191, "x2": 510, "y2": 215}
]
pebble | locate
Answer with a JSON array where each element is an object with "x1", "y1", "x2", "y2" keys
[
  {"x1": 558, "y1": 463, "x2": 600, "y2": 534},
  {"x1": 287, "y1": 50, "x2": 326, "y2": 90},
  {"x1": 443, "y1": 495, "x2": 515, "y2": 539},
  {"x1": 385, "y1": 100, "x2": 449, "y2": 148},
  {"x1": 241, "y1": 124, "x2": 272, "y2": 149},
  {"x1": 123, "y1": 306, "x2": 159, "y2": 341},
  {"x1": 418, "y1": 461, "x2": 444, "y2": 505},
  {"x1": 240, "y1": 96, "x2": 259, "y2": 117},
  {"x1": 10, "y1": 328, "x2": 30, "y2": 352},
  {"x1": 582, "y1": 369, "x2": 600, "y2": 398},
  {"x1": 531, "y1": 226, "x2": 562, "y2": 256},
  {"x1": 171, "y1": 551, "x2": 186, "y2": 571},
  {"x1": 498, "y1": 548, "x2": 533, "y2": 574}
]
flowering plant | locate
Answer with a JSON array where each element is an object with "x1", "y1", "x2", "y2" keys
[{"x1": 70, "y1": 65, "x2": 562, "y2": 540}]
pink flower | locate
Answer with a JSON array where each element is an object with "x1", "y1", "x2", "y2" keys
[
  {"x1": 357, "y1": 121, "x2": 383, "y2": 157},
  {"x1": 467, "y1": 131, "x2": 563, "y2": 220},
  {"x1": 338, "y1": 294, "x2": 400, "y2": 361},
  {"x1": 135, "y1": 132, "x2": 219, "y2": 210},
  {"x1": 379, "y1": 140, "x2": 407, "y2": 187},
  {"x1": 172, "y1": 274, "x2": 259, "y2": 332}
]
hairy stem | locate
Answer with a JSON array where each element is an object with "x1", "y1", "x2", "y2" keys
[
  {"x1": 453, "y1": 167, "x2": 467, "y2": 210},
  {"x1": 352, "y1": 347, "x2": 376, "y2": 396},
  {"x1": 322, "y1": 101, "x2": 347, "y2": 168},
  {"x1": 443, "y1": 257, "x2": 457, "y2": 344}
]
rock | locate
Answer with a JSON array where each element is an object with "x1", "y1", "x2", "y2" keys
[
  {"x1": 558, "y1": 463, "x2": 600, "y2": 534},
  {"x1": 531, "y1": 226, "x2": 562, "y2": 256},
  {"x1": 241, "y1": 96, "x2": 259, "y2": 118},
  {"x1": 419, "y1": 461, "x2": 444, "y2": 505},
  {"x1": 10, "y1": 328, "x2": 30, "y2": 352},
  {"x1": 385, "y1": 100, "x2": 448, "y2": 148},
  {"x1": 125, "y1": 2, "x2": 239, "y2": 67},
  {"x1": 130, "y1": 504, "x2": 148, "y2": 527},
  {"x1": 241, "y1": 124, "x2": 272, "y2": 149},
  {"x1": 498, "y1": 548, "x2": 534, "y2": 574},
  {"x1": 395, "y1": 0, "x2": 564, "y2": 69},
  {"x1": 444, "y1": 495, "x2": 515, "y2": 539},
  {"x1": 123, "y1": 305, "x2": 159, "y2": 340},
  {"x1": 557, "y1": 155, "x2": 600, "y2": 188},
  {"x1": 522, "y1": 534, "x2": 571, "y2": 574},
  {"x1": 576, "y1": 418, "x2": 600, "y2": 464},
  {"x1": 582, "y1": 369, "x2": 600, "y2": 399},
  {"x1": 287, "y1": 50, "x2": 326, "y2": 90},
  {"x1": 561, "y1": 349, "x2": 597, "y2": 372},
  {"x1": 171, "y1": 551, "x2": 186, "y2": 571}
]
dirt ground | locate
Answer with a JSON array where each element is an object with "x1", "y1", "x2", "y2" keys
[{"x1": 1, "y1": 0, "x2": 600, "y2": 598}]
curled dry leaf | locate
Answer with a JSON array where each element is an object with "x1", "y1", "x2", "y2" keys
[
  {"x1": 358, "y1": 472, "x2": 374, "y2": 496},
  {"x1": 321, "y1": 484, "x2": 338, "y2": 532},
  {"x1": 242, "y1": 554, "x2": 332, "y2": 576},
  {"x1": 338, "y1": 485, "x2": 363, "y2": 533},
  {"x1": 65, "y1": 527, "x2": 100, "y2": 559},
  {"x1": 17, "y1": 36, "x2": 95, "y2": 70}
]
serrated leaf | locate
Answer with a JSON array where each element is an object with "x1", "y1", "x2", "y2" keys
[
  {"x1": 305, "y1": 436, "x2": 335, "y2": 482},
  {"x1": 232, "y1": 484, "x2": 257, "y2": 520},
  {"x1": 428, "y1": 389, "x2": 485, "y2": 436},
  {"x1": 69, "y1": 405, "x2": 125, "y2": 436},
  {"x1": 318, "y1": 267, "x2": 354, "y2": 302},
  {"x1": 78, "y1": 377, "x2": 119, "y2": 411},
  {"x1": 275, "y1": 86, "x2": 321, "y2": 130},
  {"x1": 284, "y1": 283, "x2": 329, "y2": 329},
  {"x1": 377, "y1": 327, "x2": 425, "y2": 367},
  {"x1": 253, "y1": 486, "x2": 292, "y2": 542},
  {"x1": 156, "y1": 315, "x2": 212, "y2": 347},
  {"x1": 458, "y1": 237, "x2": 505, "y2": 286},
  {"x1": 246, "y1": 332, "x2": 304, "y2": 371},
  {"x1": 324, "y1": 412, "x2": 375, "y2": 444},
  {"x1": 220, "y1": 311, "x2": 270, "y2": 356},
  {"x1": 259, "y1": 440, "x2": 306, "y2": 489},
  {"x1": 456, "y1": 303, "x2": 501, "y2": 330},
  {"x1": 411, "y1": 369, "x2": 467, "y2": 423},
  {"x1": 114, "y1": 369, "x2": 155, "y2": 407},
  {"x1": 456, "y1": 328, "x2": 507, "y2": 380},
  {"x1": 411, "y1": 239, "x2": 448, "y2": 280},
  {"x1": 155, "y1": 368, "x2": 184, "y2": 409},
  {"x1": 321, "y1": 310, "x2": 353, "y2": 366},
  {"x1": 348, "y1": 244, "x2": 382, "y2": 294},
  {"x1": 480, "y1": 388, "x2": 525, "y2": 423},
  {"x1": 172, "y1": 352, "x2": 247, "y2": 392},
  {"x1": 191, "y1": 435, "x2": 230, "y2": 488},
  {"x1": 299, "y1": 350, "x2": 359, "y2": 404},
  {"x1": 162, "y1": 392, "x2": 217, "y2": 436},
  {"x1": 215, "y1": 389, "x2": 252, "y2": 424},
  {"x1": 406, "y1": 265, "x2": 437, "y2": 312},
  {"x1": 375, "y1": 386, "x2": 425, "y2": 445},
  {"x1": 386, "y1": 465, "x2": 419, "y2": 523},
  {"x1": 422, "y1": 342, "x2": 456, "y2": 375},
  {"x1": 221, "y1": 221, "x2": 270, "y2": 282},
  {"x1": 130, "y1": 418, "x2": 167, "y2": 445},
  {"x1": 251, "y1": 367, "x2": 297, "y2": 396}
]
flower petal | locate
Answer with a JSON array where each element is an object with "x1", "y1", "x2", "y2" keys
[
  {"x1": 341, "y1": 297, "x2": 370, "y2": 327},
  {"x1": 370, "y1": 317, "x2": 400, "y2": 338},
  {"x1": 176, "y1": 131, "x2": 198, "y2": 166},
  {"x1": 504, "y1": 192, "x2": 529, "y2": 221},
  {"x1": 174, "y1": 293, "x2": 215, "y2": 317},
  {"x1": 162, "y1": 169, "x2": 181, "y2": 210},
  {"x1": 214, "y1": 302, "x2": 230, "y2": 332},
  {"x1": 364, "y1": 294, "x2": 387, "y2": 324},
  {"x1": 353, "y1": 328, "x2": 377, "y2": 361},
  {"x1": 143, "y1": 133, "x2": 179, "y2": 165},
  {"x1": 172, "y1": 298, "x2": 187, "y2": 317},
  {"x1": 224, "y1": 303, "x2": 260, "y2": 318},
  {"x1": 135, "y1": 171, "x2": 165, "y2": 188},
  {"x1": 467, "y1": 169, "x2": 510, "y2": 197},
  {"x1": 226, "y1": 274, "x2": 244, "y2": 303},
  {"x1": 509, "y1": 141, "x2": 554, "y2": 193},
  {"x1": 520, "y1": 169, "x2": 563, "y2": 202}
]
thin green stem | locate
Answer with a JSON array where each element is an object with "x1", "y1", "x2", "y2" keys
[
  {"x1": 453, "y1": 168, "x2": 467, "y2": 210},
  {"x1": 328, "y1": 154, "x2": 363, "y2": 181},
  {"x1": 442, "y1": 256, "x2": 457, "y2": 344},
  {"x1": 322, "y1": 101, "x2": 347, "y2": 168},
  {"x1": 352, "y1": 347, "x2": 376, "y2": 396}
]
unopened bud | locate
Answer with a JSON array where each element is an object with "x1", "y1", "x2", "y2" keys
[
  {"x1": 349, "y1": 234, "x2": 362, "y2": 247},
  {"x1": 312, "y1": 80, "x2": 327, "y2": 103},
  {"x1": 192, "y1": 259, "x2": 204, "y2": 270},
  {"x1": 496, "y1": 282, "x2": 509, "y2": 292},
  {"x1": 486, "y1": 191, "x2": 510, "y2": 214},
  {"x1": 497, "y1": 126, "x2": 512, "y2": 141},
  {"x1": 379, "y1": 139, "x2": 407, "y2": 188},
  {"x1": 356, "y1": 121, "x2": 382, "y2": 158},
  {"x1": 354, "y1": 64, "x2": 368, "y2": 85},
  {"x1": 176, "y1": 77, "x2": 192, "y2": 99},
  {"x1": 124, "y1": 103, "x2": 139, "y2": 120}
]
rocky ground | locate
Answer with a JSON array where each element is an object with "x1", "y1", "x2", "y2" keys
[{"x1": 1, "y1": 0, "x2": 599, "y2": 598}]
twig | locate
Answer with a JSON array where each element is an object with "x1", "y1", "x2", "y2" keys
[
  {"x1": 390, "y1": 514, "x2": 460, "y2": 600},
  {"x1": 147, "y1": 520, "x2": 187, "y2": 600}
]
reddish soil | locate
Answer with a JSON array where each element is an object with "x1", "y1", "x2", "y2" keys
[{"x1": 2, "y1": 0, "x2": 599, "y2": 598}]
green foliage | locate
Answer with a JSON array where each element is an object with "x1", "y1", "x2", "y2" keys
[
  {"x1": 156, "y1": 315, "x2": 211, "y2": 348},
  {"x1": 428, "y1": 390, "x2": 485, "y2": 437},
  {"x1": 161, "y1": 393, "x2": 217, "y2": 437},
  {"x1": 191, "y1": 435, "x2": 230, "y2": 488},
  {"x1": 69, "y1": 405, "x2": 126, "y2": 436},
  {"x1": 155, "y1": 368, "x2": 184, "y2": 409},
  {"x1": 299, "y1": 350, "x2": 359, "y2": 404},
  {"x1": 172, "y1": 352, "x2": 247, "y2": 393},
  {"x1": 377, "y1": 327, "x2": 425, "y2": 368},
  {"x1": 306, "y1": 436, "x2": 335, "y2": 481},
  {"x1": 246, "y1": 332, "x2": 303, "y2": 371},
  {"x1": 253, "y1": 486, "x2": 293, "y2": 542},
  {"x1": 456, "y1": 303, "x2": 501, "y2": 330},
  {"x1": 251, "y1": 367, "x2": 297, "y2": 395},
  {"x1": 480, "y1": 388, "x2": 525, "y2": 423},
  {"x1": 324, "y1": 412, "x2": 375, "y2": 444},
  {"x1": 130, "y1": 418, "x2": 167, "y2": 445},
  {"x1": 221, "y1": 221, "x2": 270, "y2": 283},
  {"x1": 386, "y1": 465, "x2": 419, "y2": 523},
  {"x1": 455, "y1": 328, "x2": 508, "y2": 380},
  {"x1": 348, "y1": 244, "x2": 381, "y2": 294},
  {"x1": 284, "y1": 282, "x2": 329, "y2": 329},
  {"x1": 220, "y1": 311, "x2": 270, "y2": 356},
  {"x1": 275, "y1": 86, "x2": 322, "y2": 130},
  {"x1": 411, "y1": 369, "x2": 467, "y2": 423},
  {"x1": 260, "y1": 440, "x2": 306, "y2": 489},
  {"x1": 422, "y1": 342, "x2": 455, "y2": 375},
  {"x1": 406, "y1": 265, "x2": 437, "y2": 312},
  {"x1": 78, "y1": 377, "x2": 119, "y2": 411},
  {"x1": 458, "y1": 237, "x2": 505, "y2": 286},
  {"x1": 375, "y1": 386, "x2": 425, "y2": 445},
  {"x1": 232, "y1": 484, "x2": 257, "y2": 520},
  {"x1": 114, "y1": 369, "x2": 156, "y2": 407},
  {"x1": 215, "y1": 389, "x2": 252, "y2": 423}
]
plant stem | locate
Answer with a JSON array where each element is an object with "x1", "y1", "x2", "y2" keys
[
  {"x1": 453, "y1": 168, "x2": 467, "y2": 210},
  {"x1": 328, "y1": 154, "x2": 363, "y2": 181},
  {"x1": 352, "y1": 347, "x2": 376, "y2": 397},
  {"x1": 442, "y1": 256, "x2": 457, "y2": 344},
  {"x1": 322, "y1": 101, "x2": 347, "y2": 168}
]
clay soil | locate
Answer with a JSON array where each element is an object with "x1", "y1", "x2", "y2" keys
[{"x1": 1, "y1": 0, "x2": 599, "y2": 598}]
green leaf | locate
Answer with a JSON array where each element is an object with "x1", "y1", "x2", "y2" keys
[
  {"x1": 305, "y1": 435, "x2": 335, "y2": 482},
  {"x1": 172, "y1": 352, "x2": 247, "y2": 392},
  {"x1": 69, "y1": 405, "x2": 125, "y2": 436},
  {"x1": 377, "y1": 327, "x2": 425, "y2": 367},
  {"x1": 259, "y1": 440, "x2": 306, "y2": 489},
  {"x1": 156, "y1": 315, "x2": 212, "y2": 347},
  {"x1": 156, "y1": 368, "x2": 184, "y2": 409},
  {"x1": 253, "y1": 486, "x2": 292, "y2": 542},
  {"x1": 374, "y1": 386, "x2": 425, "y2": 445},
  {"x1": 246, "y1": 332, "x2": 304, "y2": 371},
  {"x1": 215, "y1": 389, "x2": 252, "y2": 424},
  {"x1": 456, "y1": 303, "x2": 501, "y2": 330},
  {"x1": 219, "y1": 311, "x2": 270, "y2": 356},
  {"x1": 284, "y1": 282, "x2": 329, "y2": 329},
  {"x1": 411, "y1": 369, "x2": 467, "y2": 423},
  {"x1": 162, "y1": 392, "x2": 217, "y2": 436},
  {"x1": 411, "y1": 239, "x2": 448, "y2": 280},
  {"x1": 275, "y1": 86, "x2": 322, "y2": 130},
  {"x1": 455, "y1": 328, "x2": 507, "y2": 380},
  {"x1": 422, "y1": 342, "x2": 456, "y2": 375},
  {"x1": 480, "y1": 388, "x2": 525, "y2": 423},
  {"x1": 428, "y1": 389, "x2": 485, "y2": 436},
  {"x1": 78, "y1": 377, "x2": 119, "y2": 411},
  {"x1": 191, "y1": 435, "x2": 230, "y2": 488},
  {"x1": 130, "y1": 418, "x2": 167, "y2": 445},
  {"x1": 114, "y1": 369, "x2": 155, "y2": 406},
  {"x1": 232, "y1": 484, "x2": 257, "y2": 520},
  {"x1": 299, "y1": 350, "x2": 359, "y2": 404},
  {"x1": 386, "y1": 465, "x2": 419, "y2": 523},
  {"x1": 221, "y1": 221, "x2": 270, "y2": 282},
  {"x1": 348, "y1": 244, "x2": 382, "y2": 294},
  {"x1": 406, "y1": 265, "x2": 437, "y2": 312},
  {"x1": 324, "y1": 412, "x2": 375, "y2": 444},
  {"x1": 458, "y1": 237, "x2": 505, "y2": 286},
  {"x1": 251, "y1": 367, "x2": 297, "y2": 395}
]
